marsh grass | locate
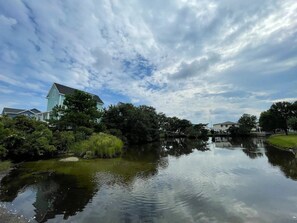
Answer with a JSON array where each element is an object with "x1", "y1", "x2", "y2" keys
[
  {"x1": 0, "y1": 161, "x2": 12, "y2": 172},
  {"x1": 71, "y1": 133, "x2": 123, "y2": 158},
  {"x1": 267, "y1": 134, "x2": 297, "y2": 150}
]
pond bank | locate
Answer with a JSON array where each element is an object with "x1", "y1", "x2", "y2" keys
[{"x1": 267, "y1": 134, "x2": 297, "y2": 154}]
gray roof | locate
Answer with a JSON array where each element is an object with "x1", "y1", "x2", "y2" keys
[
  {"x1": 2, "y1": 108, "x2": 25, "y2": 114},
  {"x1": 214, "y1": 121, "x2": 238, "y2": 125},
  {"x1": 2, "y1": 107, "x2": 41, "y2": 115},
  {"x1": 30, "y1": 108, "x2": 41, "y2": 113},
  {"x1": 54, "y1": 83, "x2": 103, "y2": 104}
]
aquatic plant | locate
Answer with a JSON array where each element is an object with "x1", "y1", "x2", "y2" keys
[{"x1": 71, "y1": 133, "x2": 123, "y2": 158}]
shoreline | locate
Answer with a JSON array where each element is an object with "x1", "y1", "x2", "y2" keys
[{"x1": 266, "y1": 134, "x2": 297, "y2": 156}]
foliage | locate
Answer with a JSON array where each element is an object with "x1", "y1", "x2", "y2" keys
[
  {"x1": 184, "y1": 124, "x2": 208, "y2": 139},
  {"x1": 102, "y1": 103, "x2": 160, "y2": 144},
  {"x1": 167, "y1": 117, "x2": 192, "y2": 134},
  {"x1": 50, "y1": 90, "x2": 102, "y2": 130},
  {"x1": 0, "y1": 116, "x2": 56, "y2": 160},
  {"x1": 288, "y1": 117, "x2": 297, "y2": 131},
  {"x1": 238, "y1": 113, "x2": 257, "y2": 134},
  {"x1": 228, "y1": 126, "x2": 241, "y2": 136},
  {"x1": 259, "y1": 110, "x2": 278, "y2": 132},
  {"x1": 267, "y1": 134, "x2": 297, "y2": 150},
  {"x1": 71, "y1": 133, "x2": 123, "y2": 158},
  {"x1": 53, "y1": 131, "x2": 75, "y2": 152},
  {"x1": 259, "y1": 101, "x2": 297, "y2": 134},
  {"x1": 0, "y1": 161, "x2": 11, "y2": 172}
]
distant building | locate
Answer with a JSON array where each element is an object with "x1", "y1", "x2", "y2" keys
[
  {"x1": 213, "y1": 121, "x2": 238, "y2": 132},
  {"x1": 38, "y1": 83, "x2": 104, "y2": 121},
  {"x1": 2, "y1": 107, "x2": 41, "y2": 119},
  {"x1": 2, "y1": 83, "x2": 104, "y2": 122}
]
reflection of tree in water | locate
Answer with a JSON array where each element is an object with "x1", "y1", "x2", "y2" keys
[
  {"x1": 0, "y1": 170, "x2": 97, "y2": 222},
  {"x1": 0, "y1": 139, "x2": 208, "y2": 222},
  {"x1": 230, "y1": 137, "x2": 264, "y2": 159},
  {"x1": 162, "y1": 138, "x2": 209, "y2": 156},
  {"x1": 126, "y1": 138, "x2": 209, "y2": 160},
  {"x1": 265, "y1": 145, "x2": 297, "y2": 181},
  {"x1": 0, "y1": 155, "x2": 164, "y2": 222}
]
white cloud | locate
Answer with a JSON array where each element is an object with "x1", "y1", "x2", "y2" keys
[{"x1": 0, "y1": 0, "x2": 296, "y2": 123}]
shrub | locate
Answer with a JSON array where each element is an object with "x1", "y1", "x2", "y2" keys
[
  {"x1": 0, "y1": 116, "x2": 56, "y2": 160},
  {"x1": 53, "y1": 131, "x2": 75, "y2": 152},
  {"x1": 71, "y1": 133, "x2": 123, "y2": 158}
]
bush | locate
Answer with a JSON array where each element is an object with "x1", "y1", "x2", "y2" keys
[
  {"x1": 288, "y1": 117, "x2": 297, "y2": 131},
  {"x1": 53, "y1": 131, "x2": 75, "y2": 152},
  {"x1": 0, "y1": 145, "x2": 7, "y2": 159},
  {"x1": 71, "y1": 133, "x2": 123, "y2": 158},
  {"x1": 0, "y1": 116, "x2": 56, "y2": 160}
]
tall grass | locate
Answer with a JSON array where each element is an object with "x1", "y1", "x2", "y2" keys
[
  {"x1": 0, "y1": 161, "x2": 12, "y2": 172},
  {"x1": 71, "y1": 133, "x2": 123, "y2": 158}
]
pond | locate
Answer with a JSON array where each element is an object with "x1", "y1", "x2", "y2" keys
[{"x1": 0, "y1": 137, "x2": 297, "y2": 223}]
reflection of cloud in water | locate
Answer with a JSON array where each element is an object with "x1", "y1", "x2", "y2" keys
[{"x1": 0, "y1": 138, "x2": 297, "y2": 222}]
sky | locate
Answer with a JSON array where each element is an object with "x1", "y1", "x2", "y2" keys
[{"x1": 0, "y1": 0, "x2": 297, "y2": 124}]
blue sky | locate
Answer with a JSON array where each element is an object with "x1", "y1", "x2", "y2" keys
[{"x1": 0, "y1": 0, "x2": 297, "y2": 124}]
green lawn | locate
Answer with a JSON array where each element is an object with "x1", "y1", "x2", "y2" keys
[{"x1": 267, "y1": 134, "x2": 297, "y2": 150}]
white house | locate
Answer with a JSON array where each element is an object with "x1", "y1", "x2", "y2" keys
[{"x1": 213, "y1": 121, "x2": 238, "y2": 132}]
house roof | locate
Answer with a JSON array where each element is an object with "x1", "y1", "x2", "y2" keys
[
  {"x1": 2, "y1": 107, "x2": 41, "y2": 114},
  {"x1": 53, "y1": 83, "x2": 103, "y2": 104},
  {"x1": 2, "y1": 108, "x2": 25, "y2": 114},
  {"x1": 30, "y1": 108, "x2": 41, "y2": 113},
  {"x1": 213, "y1": 121, "x2": 238, "y2": 125}
]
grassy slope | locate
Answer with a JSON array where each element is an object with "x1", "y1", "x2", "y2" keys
[{"x1": 267, "y1": 134, "x2": 297, "y2": 150}]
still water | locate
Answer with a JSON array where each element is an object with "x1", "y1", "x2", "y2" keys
[{"x1": 1, "y1": 137, "x2": 297, "y2": 223}]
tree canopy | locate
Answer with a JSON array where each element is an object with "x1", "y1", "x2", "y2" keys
[
  {"x1": 102, "y1": 103, "x2": 160, "y2": 144},
  {"x1": 259, "y1": 101, "x2": 297, "y2": 134},
  {"x1": 0, "y1": 116, "x2": 55, "y2": 160},
  {"x1": 50, "y1": 90, "x2": 102, "y2": 130},
  {"x1": 238, "y1": 114, "x2": 257, "y2": 134}
]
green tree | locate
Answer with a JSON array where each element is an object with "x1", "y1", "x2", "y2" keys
[
  {"x1": 185, "y1": 124, "x2": 208, "y2": 139},
  {"x1": 288, "y1": 117, "x2": 297, "y2": 131},
  {"x1": 259, "y1": 110, "x2": 278, "y2": 132},
  {"x1": 238, "y1": 114, "x2": 257, "y2": 134},
  {"x1": 103, "y1": 103, "x2": 160, "y2": 144},
  {"x1": 50, "y1": 90, "x2": 102, "y2": 130},
  {"x1": 166, "y1": 117, "x2": 192, "y2": 135},
  {"x1": 269, "y1": 102, "x2": 294, "y2": 135},
  {"x1": 0, "y1": 116, "x2": 56, "y2": 160},
  {"x1": 53, "y1": 131, "x2": 75, "y2": 151}
]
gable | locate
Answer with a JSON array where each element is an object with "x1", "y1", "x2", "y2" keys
[{"x1": 53, "y1": 83, "x2": 103, "y2": 104}]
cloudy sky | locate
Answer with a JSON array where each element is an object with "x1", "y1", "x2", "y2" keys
[{"x1": 0, "y1": 0, "x2": 297, "y2": 124}]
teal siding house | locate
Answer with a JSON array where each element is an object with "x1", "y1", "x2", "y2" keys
[{"x1": 39, "y1": 83, "x2": 104, "y2": 121}]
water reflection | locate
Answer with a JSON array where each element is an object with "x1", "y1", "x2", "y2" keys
[
  {"x1": 1, "y1": 137, "x2": 297, "y2": 222},
  {"x1": 0, "y1": 138, "x2": 208, "y2": 222},
  {"x1": 265, "y1": 145, "x2": 297, "y2": 180},
  {"x1": 213, "y1": 137, "x2": 265, "y2": 159}
]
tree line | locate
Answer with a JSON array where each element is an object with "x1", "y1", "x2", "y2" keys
[
  {"x1": 226, "y1": 101, "x2": 297, "y2": 136},
  {"x1": 0, "y1": 90, "x2": 208, "y2": 161},
  {"x1": 259, "y1": 101, "x2": 297, "y2": 135}
]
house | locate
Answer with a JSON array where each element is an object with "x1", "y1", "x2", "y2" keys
[
  {"x1": 2, "y1": 107, "x2": 41, "y2": 118},
  {"x1": 213, "y1": 121, "x2": 238, "y2": 132},
  {"x1": 38, "y1": 83, "x2": 104, "y2": 121}
]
